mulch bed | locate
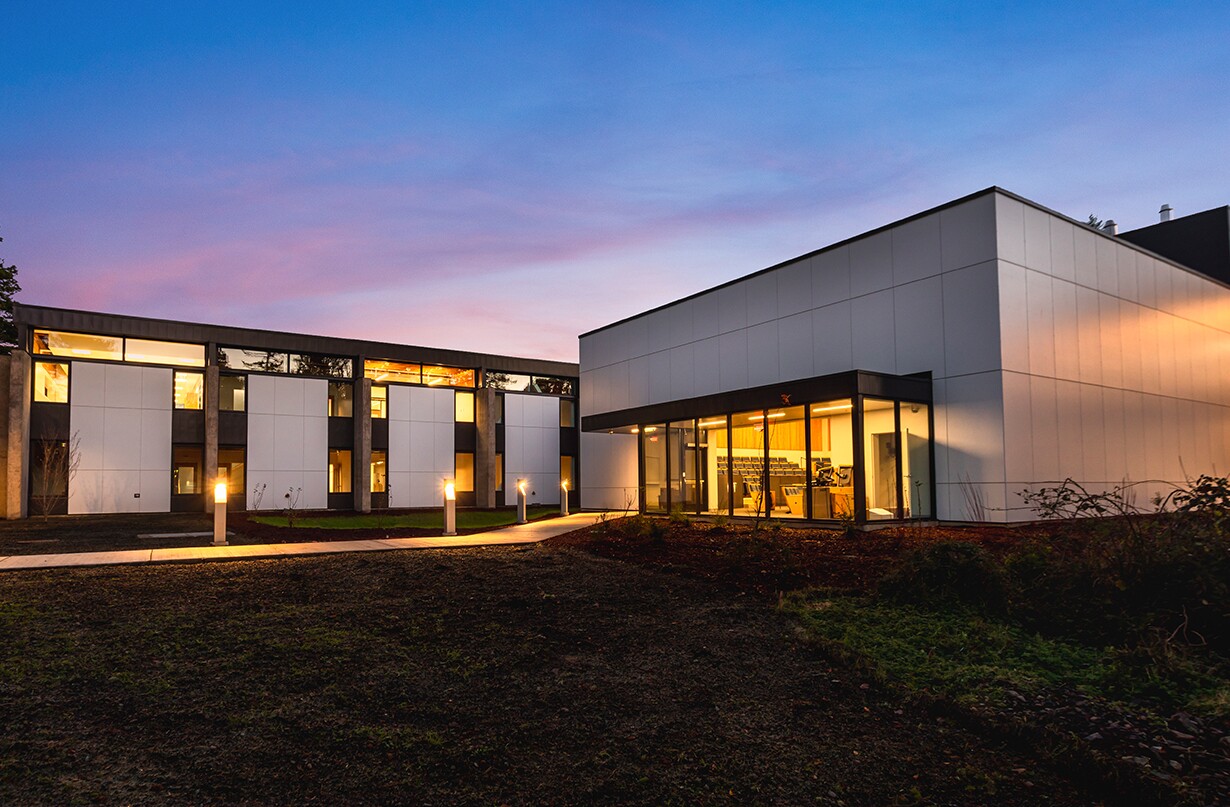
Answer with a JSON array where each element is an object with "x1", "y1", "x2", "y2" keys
[
  {"x1": 0, "y1": 545, "x2": 1094, "y2": 805},
  {"x1": 550, "y1": 517, "x2": 1029, "y2": 597}
]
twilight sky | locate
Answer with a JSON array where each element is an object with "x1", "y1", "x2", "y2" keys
[{"x1": 3, "y1": 2, "x2": 1228, "y2": 362}]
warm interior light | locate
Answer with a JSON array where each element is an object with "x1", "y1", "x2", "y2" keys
[
  {"x1": 642, "y1": 426, "x2": 657, "y2": 433},
  {"x1": 444, "y1": 480, "x2": 456, "y2": 501},
  {"x1": 698, "y1": 419, "x2": 726, "y2": 428},
  {"x1": 630, "y1": 427, "x2": 639, "y2": 434},
  {"x1": 214, "y1": 481, "x2": 228, "y2": 503},
  {"x1": 812, "y1": 404, "x2": 854, "y2": 413},
  {"x1": 748, "y1": 413, "x2": 785, "y2": 421}
]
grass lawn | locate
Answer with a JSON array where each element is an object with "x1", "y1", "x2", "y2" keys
[
  {"x1": 0, "y1": 545, "x2": 1088, "y2": 806},
  {"x1": 250, "y1": 505, "x2": 559, "y2": 530}
]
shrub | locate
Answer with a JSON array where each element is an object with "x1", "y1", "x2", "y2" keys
[{"x1": 878, "y1": 541, "x2": 1007, "y2": 615}]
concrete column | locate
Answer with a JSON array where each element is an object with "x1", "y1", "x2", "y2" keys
[
  {"x1": 354, "y1": 378, "x2": 371, "y2": 513},
  {"x1": 6, "y1": 350, "x2": 30, "y2": 519},
  {"x1": 474, "y1": 386, "x2": 497, "y2": 508},
  {"x1": 204, "y1": 365, "x2": 219, "y2": 514}
]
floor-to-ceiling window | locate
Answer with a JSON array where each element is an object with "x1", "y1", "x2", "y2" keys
[
  {"x1": 668, "y1": 420, "x2": 699, "y2": 514},
  {"x1": 641, "y1": 424, "x2": 667, "y2": 514},
  {"x1": 730, "y1": 408, "x2": 767, "y2": 518},
  {"x1": 900, "y1": 402, "x2": 932, "y2": 519},
  {"x1": 766, "y1": 405, "x2": 807, "y2": 519},
  {"x1": 698, "y1": 415, "x2": 729, "y2": 515},
  {"x1": 862, "y1": 398, "x2": 898, "y2": 520},
  {"x1": 808, "y1": 398, "x2": 855, "y2": 519}
]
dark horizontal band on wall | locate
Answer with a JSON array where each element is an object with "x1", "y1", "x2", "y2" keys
[{"x1": 581, "y1": 370, "x2": 932, "y2": 432}]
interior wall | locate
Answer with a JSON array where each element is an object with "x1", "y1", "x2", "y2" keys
[
  {"x1": 69, "y1": 362, "x2": 172, "y2": 514},
  {"x1": 504, "y1": 392, "x2": 560, "y2": 505},
  {"x1": 387, "y1": 385, "x2": 454, "y2": 508},
  {"x1": 246, "y1": 375, "x2": 328, "y2": 510}
]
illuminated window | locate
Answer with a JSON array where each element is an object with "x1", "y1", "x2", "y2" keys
[
  {"x1": 422, "y1": 365, "x2": 475, "y2": 388},
  {"x1": 327, "y1": 382, "x2": 353, "y2": 417},
  {"x1": 219, "y1": 375, "x2": 245, "y2": 412},
  {"x1": 495, "y1": 454, "x2": 503, "y2": 491},
  {"x1": 364, "y1": 359, "x2": 420, "y2": 384},
  {"x1": 34, "y1": 362, "x2": 69, "y2": 403},
  {"x1": 371, "y1": 385, "x2": 387, "y2": 419},
  {"x1": 495, "y1": 394, "x2": 504, "y2": 424},
  {"x1": 455, "y1": 452, "x2": 474, "y2": 492},
  {"x1": 124, "y1": 338, "x2": 205, "y2": 367},
  {"x1": 290, "y1": 353, "x2": 352, "y2": 378},
  {"x1": 559, "y1": 399, "x2": 575, "y2": 427},
  {"x1": 485, "y1": 372, "x2": 534, "y2": 391},
  {"x1": 33, "y1": 330, "x2": 122, "y2": 361},
  {"x1": 560, "y1": 455, "x2": 574, "y2": 490},
  {"x1": 174, "y1": 371, "x2": 204, "y2": 410},
  {"x1": 863, "y1": 399, "x2": 898, "y2": 521},
  {"x1": 217, "y1": 347, "x2": 287, "y2": 373},
  {"x1": 371, "y1": 450, "x2": 387, "y2": 493},
  {"x1": 218, "y1": 447, "x2": 245, "y2": 496},
  {"x1": 172, "y1": 445, "x2": 204, "y2": 494},
  {"x1": 329, "y1": 449, "x2": 352, "y2": 493},
  {"x1": 455, "y1": 391, "x2": 474, "y2": 423}
]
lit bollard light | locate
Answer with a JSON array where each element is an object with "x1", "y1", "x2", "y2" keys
[
  {"x1": 560, "y1": 479, "x2": 569, "y2": 517},
  {"x1": 516, "y1": 478, "x2": 528, "y2": 524},
  {"x1": 213, "y1": 479, "x2": 228, "y2": 546},
  {"x1": 443, "y1": 478, "x2": 457, "y2": 536}
]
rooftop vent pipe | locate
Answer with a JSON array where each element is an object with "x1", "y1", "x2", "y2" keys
[
  {"x1": 1160, "y1": 204, "x2": 1173, "y2": 222},
  {"x1": 1103, "y1": 220, "x2": 1118, "y2": 235}
]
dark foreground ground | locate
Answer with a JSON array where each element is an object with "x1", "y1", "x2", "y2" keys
[{"x1": 0, "y1": 543, "x2": 1093, "y2": 806}]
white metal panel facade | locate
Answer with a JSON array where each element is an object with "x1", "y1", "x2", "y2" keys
[
  {"x1": 503, "y1": 393, "x2": 560, "y2": 505},
  {"x1": 69, "y1": 362, "x2": 172, "y2": 514},
  {"x1": 246, "y1": 375, "x2": 329, "y2": 510},
  {"x1": 387, "y1": 385, "x2": 455, "y2": 508}
]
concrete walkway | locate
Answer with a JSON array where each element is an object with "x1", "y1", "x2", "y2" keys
[{"x1": 0, "y1": 512, "x2": 620, "y2": 572}]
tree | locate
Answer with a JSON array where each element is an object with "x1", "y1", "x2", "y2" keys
[
  {"x1": 0, "y1": 234, "x2": 21, "y2": 353},
  {"x1": 31, "y1": 430, "x2": 81, "y2": 520}
]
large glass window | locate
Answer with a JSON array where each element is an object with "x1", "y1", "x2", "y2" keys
[
  {"x1": 371, "y1": 385, "x2": 387, "y2": 419},
  {"x1": 767, "y1": 406, "x2": 807, "y2": 519},
  {"x1": 33, "y1": 330, "x2": 122, "y2": 362},
  {"x1": 217, "y1": 347, "x2": 287, "y2": 373},
  {"x1": 329, "y1": 449, "x2": 352, "y2": 493},
  {"x1": 863, "y1": 398, "x2": 899, "y2": 520},
  {"x1": 455, "y1": 391, "x2": 475, "y2": 423},
  {"x1": 290, "y1": 353, "x2": 352, "y2": 378},
  {"x1": 807, "y1": 398, "x2": 855, "y2": 519},
  {"x1": 218, "y1": 447, "x2": 246, "y2": 496},
  {"x1": 34, "y1": 362, "x2": 69, "y2": 403},
  {"x1": 730, "y1": 409, "x2": 767, "y2": 517},
  {"x1": 668, "y1": 420, "x2": 699, "y2": 514},
  {"x1": 364, "y1": 359, "x2": 420, "y2": 384},
  {"x1": 495, "y1": 453, "x2": 504, "y2": 491},
  {"x1": 561, "y1": 455, "x2": 574, "y2": 491},
  {"x1": 640, "y1": 424, "x2": 667, "y2": 514},
  {"x1": 172, "y1": 446, "x2": 204, "y2": 494},
  {"x1": 559, "y1": 399, "x2": 576, "y2": 428},
  {"x1": 455, "y1": 452, "x2": 474, "y2": 492},
  {"x1": 327, "y1": 382, "x2": 353, "y2": 417},
  {"x1": 371, "y1": 450, "x2": 387, "y2": 493},
  {"x1": 124, "y1": 338, "x2": 205, "y2": 367},
  {"x1": 219, "y1": 375, "x2": 246, "y2": 412},
  {"x1": 900, "y1": 402, "x2": 932, "y2": 519},
  {"x1": 485, "y1": 372, "x2": 534, "y2": 391},
  {"x1": 174, "y1": 371, "x2": 204, "y2": 410},
  {"x1": 422, "y1": 365, "x2": 475, "y2": 388},
  {"x1": 698, "y1": 415, "x2": 729, "y2": 515}
]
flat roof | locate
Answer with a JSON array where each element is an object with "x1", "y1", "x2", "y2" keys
[
  {"x1": 579, "y1": 186, "x2": 1228, "y2": 340},
  {"x1": 16, "y1": 303, "x2": 579, "y2": 377}
]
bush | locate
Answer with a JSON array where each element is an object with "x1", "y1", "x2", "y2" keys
[{"x1": 878, "y1": 541, "x2": 1007, "y2": 615}]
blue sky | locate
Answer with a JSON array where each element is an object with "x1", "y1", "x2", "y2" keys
[{"x1": 3, "y1": 2, "x2": 1228, "y2": 360}]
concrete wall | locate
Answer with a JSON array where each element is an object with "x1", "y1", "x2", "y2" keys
[
  {"x1": 503, "y1": 392, "x2": 561, "y2": 505},
  {"x1": 994, "y1": 194, "x2": 1230, "y2": 521},
  {"x1": 387, "y1": 385, "x2": 454, "y2": 508},
  {"x1": 69, "y1": 362, "x2": 172, "y2": 514},
  {"x1": 246, "y1": 375, "x2": 329, "y2": 511}
]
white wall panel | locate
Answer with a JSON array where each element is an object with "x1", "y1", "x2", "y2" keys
[
  {"x1": 777, "y1": 311, "x2": 814, "y2": 381},
  {"x1": 1001, "y1": 371, "x2": 1033, "y2": 484},
  {"x1": 812, "y1": 245, "x2": 851, "y2": 308},
  {"x1": 893, "y1": 275, "x2": 945, "y2": 377},
  {"x1": 246, "y1": 376, "x2": 328, "y2": 510},
  {"x1": 942, "y1": 262, "x2": 1000, "y2": 376},
  {"x1": 385, "y1": 386, "x2": 454, "y2": 508},
  {"x1": 1028, "y1": 375, "x2": 1060, "y2": 482},
  {"x1": 849, "y1": 230, "x2": 894, "y2": 297},
  {"x1": 1095, "y1": 236, "x2": 1119, "y2": 297},
  {"x1": 1072, "y1": 226, "x2": 1098, "y2": 289},
  {"x1": 717, "y1": 330, "x2": 749, "y2": 392},
  {"x1": 850, "y1": 290, "x2": 895, "y2": 374},
  {"x1": 776, "y1": 258, "x2": 813, "y2": 318},
  {"x1": 939, "y1": 193, "x2": 996, "y2": 272},
  {"x1": 1022, "y1": 204, "x2": 1053, "y2": 275},
  {"x1": 812, "y1": 301, "x2": 853, "y2": 377},
  {"x1": 745, "y1": 271, "x2": 778, "y2": 326},
  {"x1": 997, "y1": 262, "x2": 1030, "y2": 374},
  {"x1": 1048, "y1": 217, "x2": 1076, "y2": 282},
  {"x1": 692, "y1": 337, "x2": 720, "y2": 397},
  {"x1": 668, "y1": 343, "x2": 695, "y2": 401},
  {"x1": 891, "y1": 212, "x2": 942, "y2": 286},
  {"x1": 693, "y1": 292, "x2": 721, "y2": 340},
  {"x1": 1025, "y1": 270, "x2": 1056, "y2": 378},
  {"x1": 504, "y1": 393, "x2": 561, "y2": 505},
  {"x1": 745, "y1": 321, "x2": 780, "y2": 388},
  {"x1": 717, "y1": 283, "x2": 748, "y2": 334},
  {"x1": 994, "y1": 195, "x2": 1026, "y2": 268},
  {"x1": 580, "y1": 432, "x2": 638, "y2": 510},
  {"x1": 648, "y1": 351, "x2": 671, "y2": 404},
  {"x1": 70, "y1": 364, "x2": 172, "y2": 515}
]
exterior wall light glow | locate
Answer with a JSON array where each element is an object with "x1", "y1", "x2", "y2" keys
[
  {"x1": 443, "y1": 478, "x2": 457, "y2": 536},
  {"x1": 560, "y1": 479, "x2": 569, "y2": 517},
  {"x1": 212, "y1": 478, "x2": 228, "y2": 546},
  {"x1": 516, "y1": 478, "x2": 528, "y2": 524}
]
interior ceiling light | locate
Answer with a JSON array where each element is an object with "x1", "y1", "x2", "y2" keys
[{"x1": 812, "y1": 404, "x2": 853, "y2": 413}]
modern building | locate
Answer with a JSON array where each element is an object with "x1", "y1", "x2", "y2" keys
[
  {"x1": 577, "y1": 188, "x2": 1230, "y2": 523},
  {"x1": 2, "y1": 305, "x2": 579, "y2": 518}
]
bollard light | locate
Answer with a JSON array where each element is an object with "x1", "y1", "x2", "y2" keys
[
  {"x1": 443, "y1": 478, "x2": 457, "y2": 536},
  {"x1": 560, "y1": 479, "x2": 569, "y2": 517},
  {"x1": 213, "y1": 479, "x2": 228, "y2": 546},
  {"x1": 516, "y1": 478, "x2": 528, "y2": 524}
]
